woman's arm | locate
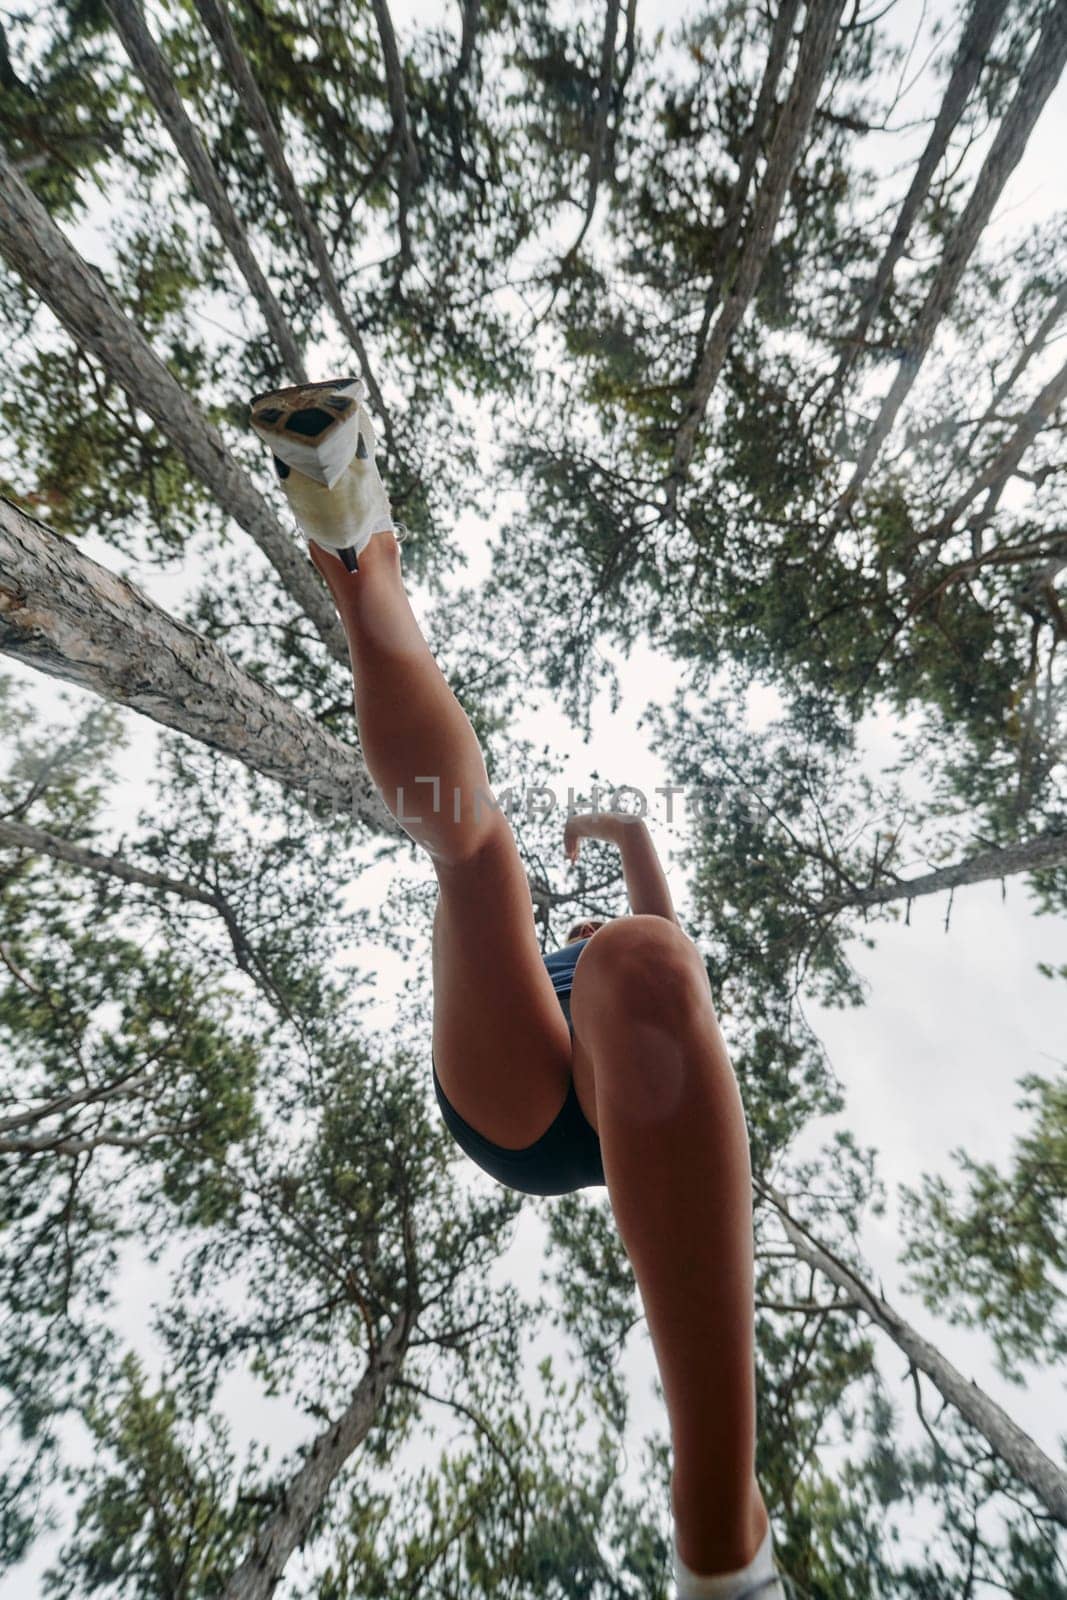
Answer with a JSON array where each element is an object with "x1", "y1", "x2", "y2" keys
[{"x1": 564, "y1": 812, "x2": 680, "y2": 925}]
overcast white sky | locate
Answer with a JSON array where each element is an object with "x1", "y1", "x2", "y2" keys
[{"x1": 2, "y1": 0, "x2": 1065, "y2": 1591}]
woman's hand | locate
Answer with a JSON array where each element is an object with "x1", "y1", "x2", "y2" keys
[
  {"x1": 565, "y1": 811, "x2": 678, "y2": 921},
  {"x1": 563, "y1": 809, "x2": 643, "y2": 864}
]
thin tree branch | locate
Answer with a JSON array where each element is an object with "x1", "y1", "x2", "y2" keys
[
  {"x1": 840, "y1": 0, "x2": 1067, "y2": 510},
  {"x1": 558, "y1": 0, "x2": 623, "y2": 268},
  {"x1": 810, "y1": 826, "x2": 1067, "y2": 915},
  {"x1": 368, "y1": 0, "x2": 420, "y2": 269},
  {"x1": 105, "y1": 0, "x2": 307, "y2": 382},
  {"x1": 0, "y1": 817, "x2": 286, "y2": 1005},
  {"x1": 0, "y1": 1064, "x2": 153, "y2": 1135},
  {"x1": 667, "y1": 0, "x2": 848, "y2": 506},
  {"x1": 825, "y1": 0, "x2": 1008, "y2": 403},
  {"x1": 189, "y1": 0, "x2": 393, "y2": 438},
  {"x1": 935, "y1": 352, "x2": 1067, "y2": 532},
  {"x1": 757, "y1": 1177, "x2": 1067, "y2": 1523}
]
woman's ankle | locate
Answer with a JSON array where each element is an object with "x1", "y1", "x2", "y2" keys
[
  {"x1": 363, "y1": 526, "x2": 401, "y2": 561},
  {"x1": 671, "y1": 1472, "x2": 770, "y2": 1576},
  {"x1": 327, "y1": 530, "x2": 405, "y2": 633}
]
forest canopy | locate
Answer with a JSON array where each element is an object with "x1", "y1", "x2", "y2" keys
[{"x1": 0, "y1": 0, "x2": 1065, "y2": 1594}]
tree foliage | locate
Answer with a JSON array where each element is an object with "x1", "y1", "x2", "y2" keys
[{"x1": 1, "y1": 0, "x2": 1065, "y2": 1591}]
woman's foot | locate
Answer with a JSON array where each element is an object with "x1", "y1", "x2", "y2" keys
[{"x1": 249, "y1": 376, "x2": 395, "y2": 569}]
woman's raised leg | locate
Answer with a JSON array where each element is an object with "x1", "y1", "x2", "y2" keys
[
  {"x1": 311, "y1": 532, "x2": 496, "y2": 866},
  {"x1": 310, "y1": 534, "x2": 574, "y2": 1148}
]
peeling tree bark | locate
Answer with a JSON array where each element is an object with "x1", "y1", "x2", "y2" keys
[
  {"x1": 0, "y1": 156, "x2": 349, "y2": 665},
  {"x1": 105, "y1": 0, "x2": 306, "y2": 383},
  {"x1": 223, "y1": 1313, "x2": 412, "y2": 1600},
  {"x1": 667, "y1": 0, "x2": 848, "y2": 504},
  {"x1": 758, "y1": 1178, "x2": 1067, "y2": 1524},
  {"x1": 827, "y1": 0, "x2": 1008, "y2": 403},
  {"x1": 841, "y1": 0, "x2": 1067, "y2": 509},
  {"x1": 0, "y1": 498, "x2": 396, "y2": 834},
  {"x1": 189, "y1": 0, "x2": 392, "y2": 434}
]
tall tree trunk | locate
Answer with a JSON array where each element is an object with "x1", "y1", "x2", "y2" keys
[
  {"x1": 561, "y1": 0, "x2": 623, "y2": 264},
  {"x1": 827, "y1": 0, "x2": 1008, "y2": 403},
  {"x1": 451, "y1": 0, "x2": 481, "y2": 86},
  {"x1": 841, "y1": 0, "x2": 1067, "y2": 509},
  {"x1": 223, "y1": 1312, "x2": 412, "y2": 1600},
  {"x1": 668, "y1": 0, "x2": 848, "y2": 503},
  {"x1": 0, "y1": 498, "x2": 391, "y2": 832},
  {"x1": 368, "y1": 0, "x2": 420, "y2": 266},
  {"x1": 814, "y1": 827, "x2": 1067, "y2": 915},
  {"x1": 0, "y1": 157, "x2": 348, "y2": 665},
  {"x1": 758, "y1": 1178, "x2": 1067, "y2": 1524},
  {"x1": 937, "y1": 351, "x2": 1067, "y2": 530},
  {"x1": 105, "y1": 0, "x2": 306, "y2": 383},
  {"x1": 189, "y1": 0, "x2": 391, "y2": 433},
  {"x1": 684, "y1": 0, "x2": 802, "y2": 378},
  {"x1": 716, "y1": 0, "x2": 803, "y2": 279}
]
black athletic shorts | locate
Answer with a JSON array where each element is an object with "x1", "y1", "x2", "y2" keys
[{"x1": 431, "y1": 990, "x2": 606, "y2": 1196}]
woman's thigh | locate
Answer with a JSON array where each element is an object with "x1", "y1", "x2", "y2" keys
[{"x1": 430, "y1": 814, "x2": 574, "y2": 1150}]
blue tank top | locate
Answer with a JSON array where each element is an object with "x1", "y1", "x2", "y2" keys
[{"x1": 542, "y1": 937, "x2": 591, "y2": 995}]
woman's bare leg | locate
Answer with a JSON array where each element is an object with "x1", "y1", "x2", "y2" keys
[
  {"x1": 568, "y1": 916, "x2": 771, "y2": 1578},
  {"x1": 310, "y1": 534, "x2": 574, "y2": 1148},
  {"x1": 310, "y1": 533, "x2": 497, "y2": 864}
]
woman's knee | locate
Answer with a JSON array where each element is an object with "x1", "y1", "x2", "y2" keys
[
  {"x1": 568, "y1": 919, "x2": 717, "y2": 1124},
  {"x1": 570, "y1": 914, "x2": 713, "y2": 1031}
]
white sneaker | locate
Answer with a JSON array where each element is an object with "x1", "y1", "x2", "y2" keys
[
  {"x1": 734, "y1": 1577, "x2": 792, "y2": 1598},
  {"x1": 249, "y1": 376, "x2": 397, "y2": 570},
  {"x1": 677, "y1": 1575, "x2": 793, "y2": 1599}
]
